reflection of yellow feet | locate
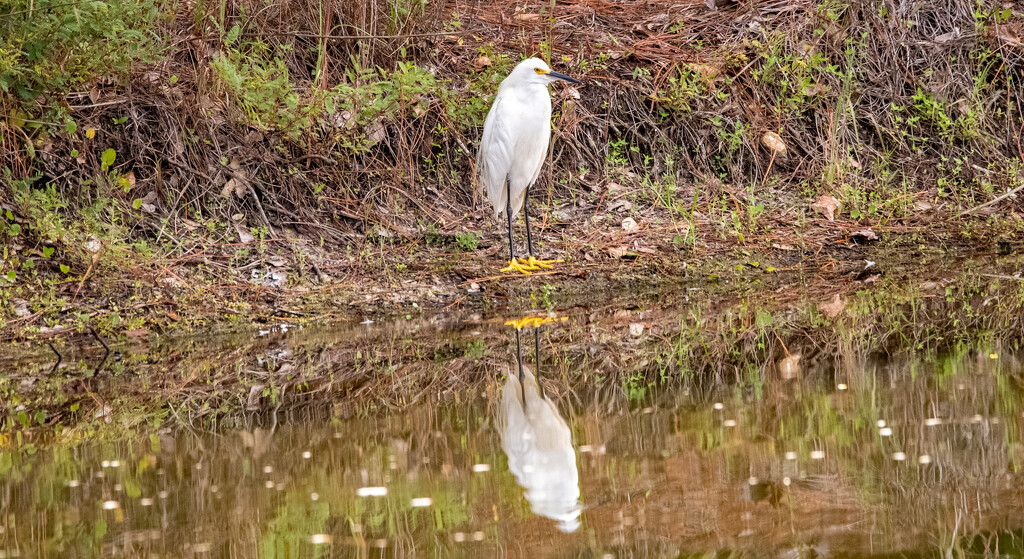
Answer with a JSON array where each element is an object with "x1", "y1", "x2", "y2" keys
[
  {"x1": 500, "y1": 259, "x2": 536, "y2": 275},
  {"x1": 504, "y1": 316, "x2": 569, "y2": 329},
  {"x1": 520, "y1": 255, "x2": 563, "y2": 270}
]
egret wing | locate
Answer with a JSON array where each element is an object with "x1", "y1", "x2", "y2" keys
[{"x1": 478, "y1": 93, "x2": 516, "y2": 217}]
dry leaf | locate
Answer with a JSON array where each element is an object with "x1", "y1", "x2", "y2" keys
[
  {"x1": 934, "y1": 27, "x2": 961, "y2": 43},
  {"x1": 778, "y1": 354, "x2": 802, "y2": 380},
  {"x1": 851, "y1": 229, "x2": 878, "y2": 242},
  {"x1": 473, "y1": 55, "x2": 492, "y2": 69},
  {"x1": 811, "y1": 194, "x2": 840, "y2": 221},
  {"x1": 124, "y1": 170, "x2": 136, "y2": 190},
  {"x1": 235, "y1": 222, "x2": 254, "y2": 244},
  {"x1": 607, "y1": 200, "x2": 631, "y2": 213},
  {"x1": 608, "y1": 246, "x2": 630, "y2": 258},
  {"x1": 761, "y1": 131, "x2": 787, "y2": 154},
  {"x1": 514, "y1": 13, "x2": 540, "y2": 22},
  {"x1": 820, "y1": 293, "x2": 845, "y2": 318}
]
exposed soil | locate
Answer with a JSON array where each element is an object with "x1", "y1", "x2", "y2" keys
[{"x1": 2, "y1": 0, "x2": 1024, "y2": 341}]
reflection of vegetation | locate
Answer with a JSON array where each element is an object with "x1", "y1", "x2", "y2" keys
[
  {"x1": 2, "y1": 263, "x2": 1024, "y2": 555},
  {"x1": 1, "y1": 342, "x2": 1022, "y2": 557}
]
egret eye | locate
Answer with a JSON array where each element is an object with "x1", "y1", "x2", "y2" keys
[{"x1": 534, "y1": 68, "x2": 548, "y2": 75}]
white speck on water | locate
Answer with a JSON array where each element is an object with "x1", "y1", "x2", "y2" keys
[
  {"x1": 783, "y1": 477, "x2": 791, "y2": 486},
  {"x1": 472, "y1": 463, "x2": 491, "y2": 473},
  {"x1": 453, "y1": 532, "x2": 466, "y2": 543},
  {"x1": 747, "y1": 477, "x2": 759, "y2": 485},
  {"x1": 879, "y1": 427, "x2": 893, "y2": 436},
  {"x1": 302, "y1": 451, "x2": 312, "y2": 459},
  {"x1": 356, "y1": 486, "x2": 388, "y2": 497},
  {"x1": 810, "y1": 450, "x2": 825, "y2": 460},
  {"x1": 837, "y1": 383, "x2": 848, "y2": 390},
  {"x1": 158, "y1": 491, "x2": 168, "y2": 499},
  {"x1": 918, "y1": 454, "x2": 932, "y2": 464},
  {"x1": 892, "y1": 452, "x2": 907, "y2": 461},
  {"x1": 311, "y1": 493, "x2": 320, "y2": 501},
  {"x1": 411, "y1": 497, "x2": 433, "y2": 507},
  {"x1": 265, "y1": 481, "x2": 274, "y2": 489},
  {"x1": 140, "y1": 498, "x2": 154, "y2": 506},
  {"x1": 925, "y1": 418, "x2": 942, "y2": 426},
  {"x1": 723, "y1": 419, "x2": 737, "y2": 427},
  {"x1": 263, "y1": 465, "x2": 273, "y2": 474},
  {"x1": 713, "y1": 402, "x2": 724, "y2": 410},
  {"x1": 102, "y1": 500, "x2": 119, "y2": 510},
  {"x1": 310, "y1": 534, "x2": 332, "y2": 545},
  {"x1": 785, "y1": 451, "x2": 798, "y2": 460},
  {"x1": 877, "y1": 420, "x2": 886, "y2": 428},
  {"x1": 68, "y1": 480, "x2": 80, "y2": 487}
]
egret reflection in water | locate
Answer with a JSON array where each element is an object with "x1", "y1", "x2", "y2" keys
[{"x1": 497, "y1": 318, "x2": 581, "y2": 533}]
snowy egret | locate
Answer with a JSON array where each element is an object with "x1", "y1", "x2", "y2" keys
[
  {"x1": 477, "y1": 57, "x2": 581, "y2": 274},
  {"x1": 497, "y1": 322, "x2": 581, "y2": 533}
]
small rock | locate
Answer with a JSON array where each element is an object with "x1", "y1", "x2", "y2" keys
[
  {"x1": 84, "y1": 236, "x2": 102, "y2": 254},
  {"x1": 621, "y1": 217, "x2": 639, "y2": 232},
  {"x1": 914, "y1": 200, "x2": 935, "y2": 212},
  {"x1": 12, "y1": 298, "x2": 31, "y2": 317},
  {"x1": 761, "y1": 131, "x2": 787, "y2": 154},
  {"x1": 159, "y1": 277, "x2": 183, "y2": 289},
  {"x1": 467, "y1": 282, "x2": 481, "y2": 293},
  {"x1": 629, "y1": 323, "x2": 644, "y2": 337}
]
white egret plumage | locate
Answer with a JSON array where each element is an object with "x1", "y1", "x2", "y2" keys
[{"x1": 477, "y1": 57, "x2": 581, "y2": 274}]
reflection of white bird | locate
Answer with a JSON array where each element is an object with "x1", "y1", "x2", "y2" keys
[
  {"x1": 498, "y1": 348, "x2": 581, "y2": 532},
  {"x1": 477, "y1": 57, "x2": 581, "y2": 275}
]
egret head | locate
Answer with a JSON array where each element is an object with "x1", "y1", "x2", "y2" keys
[{"x1": 507, "y1": 57, "x2": 582, "y2": 88}]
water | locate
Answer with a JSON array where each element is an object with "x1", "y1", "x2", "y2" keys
[{"x1": 3, "y1": 274, "x2": 1024, "y2": 558}]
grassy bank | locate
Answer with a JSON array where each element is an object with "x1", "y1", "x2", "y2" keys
[{"x1": 1, "y1": 0, "x2": 1023, "y2": 338}]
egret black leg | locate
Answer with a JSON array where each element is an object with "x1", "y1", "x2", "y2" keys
[
  {"x1": 524, "y1": 182, "x2": 535, "y2": 256},
  {"x1": 515, "y1": 328, "x2": 527, "y2": 412},
  {"x1": 515, "y1": 328, "x2": 524, "y2": 383},
  {"x1": 519, "y1": 183, "x2": 561, "y2": 270},
  {"x1": 505, "y1": 175, "x2": 515, "y2": 261},
  {"x1": 534, "y1": 326, "x2": 545, "y2": 400}
]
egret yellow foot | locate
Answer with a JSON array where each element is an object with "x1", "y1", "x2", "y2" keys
[
  {"x1": 500, "y1": 259, "x2": 536, "y2": 275},
  {"x1": 504, "y1": 316, "x2": 567, "y2": 330},
  {"x1": 520, "y1": 255, "x2": 563, "y2": 270}
]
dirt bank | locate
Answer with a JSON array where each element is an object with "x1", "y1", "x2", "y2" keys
[{"x1": 1, "y1": 0, "x2": 1023, "y2": 340}]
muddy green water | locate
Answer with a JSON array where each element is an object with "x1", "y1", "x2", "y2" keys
[{"x1": 3, "y1": 276, "x2": 1024, "y2": 558}]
